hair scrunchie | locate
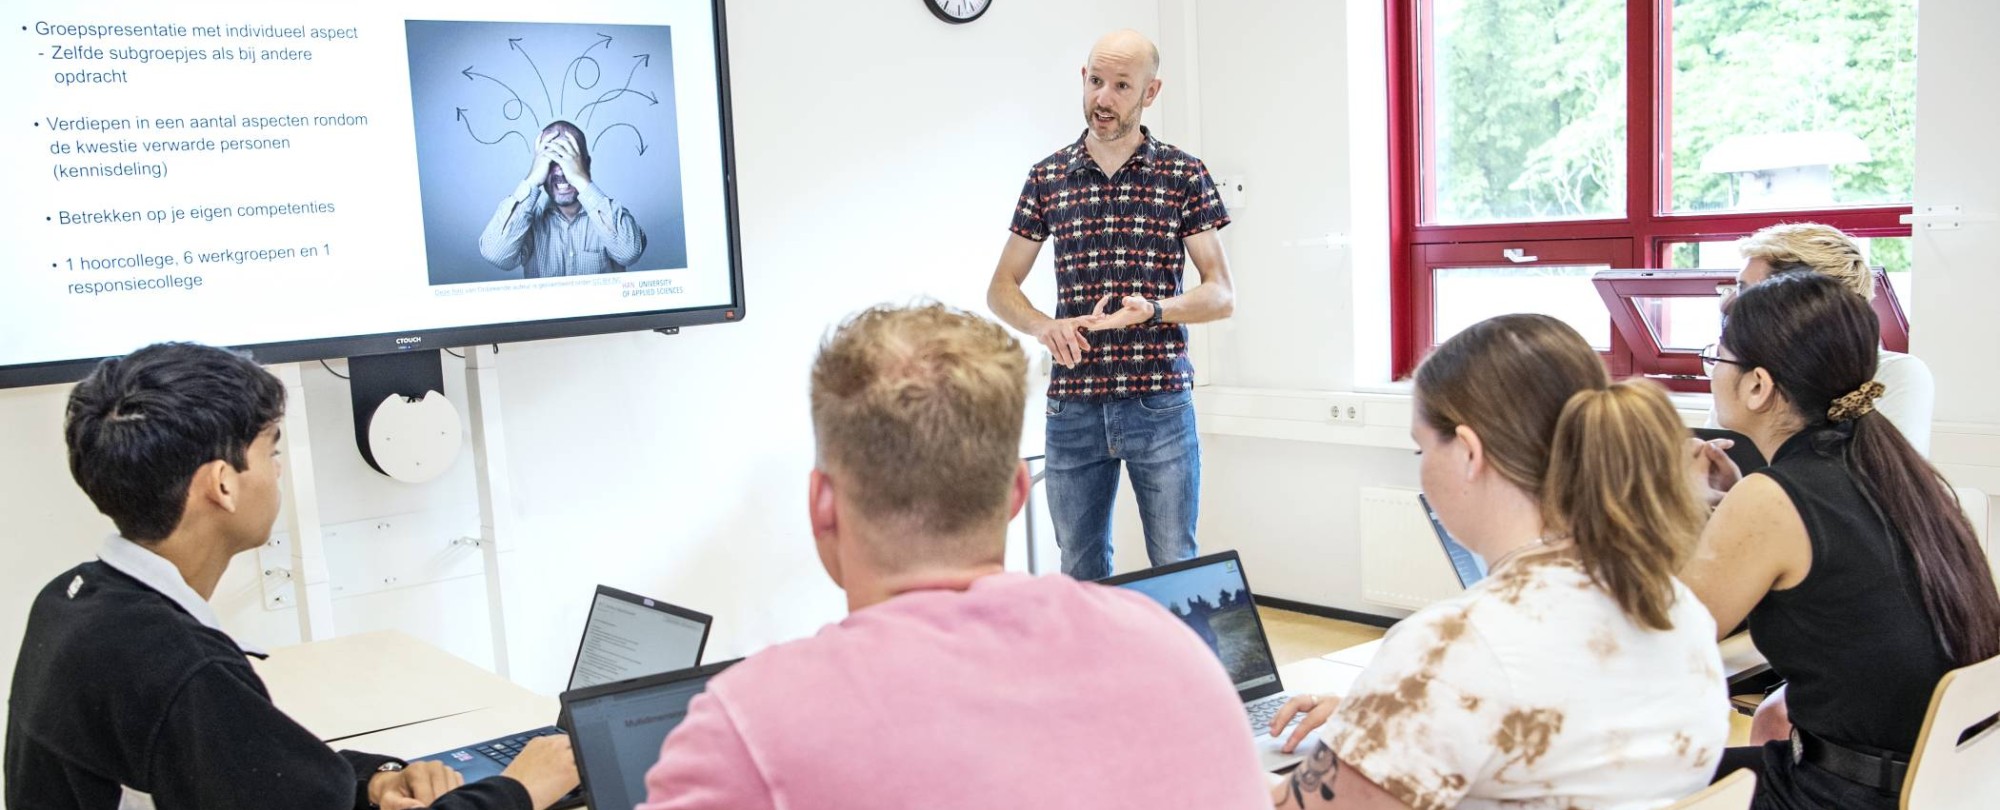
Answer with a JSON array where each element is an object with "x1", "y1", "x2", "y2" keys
[{"x1": 1828, "y1": 380, "x2": 1887, "y2": 423}]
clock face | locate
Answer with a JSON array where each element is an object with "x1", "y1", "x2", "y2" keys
[{"x1": 925, "y1": 0, "x2": 993, "y2": 24}]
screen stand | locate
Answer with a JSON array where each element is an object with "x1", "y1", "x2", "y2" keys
[
  {"x1": 347, "y1": 350, "x2": 453, "y2": 480},
  {"x1": 273, "y1": 363, "x2": 338, "y2": 642},
  {"x1": 464, "y1": 345, "x2": 519, "y2": 678}
]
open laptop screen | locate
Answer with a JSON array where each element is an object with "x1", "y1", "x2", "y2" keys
[
  {"x1": 1101, "y1": 552, "x2": 1281, "y2": 698},
  {"x1": 562, "y1": 660, "x2": 737, "y2": 810},
  {"x1": 1419, "y1": 493, "x2": 1488, "y2": 589},
  {"x1": 567, "y1": 586, "x2": 713, "y2": 691}
]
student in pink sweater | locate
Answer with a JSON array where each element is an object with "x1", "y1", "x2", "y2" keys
[{"x1": 636, "y1": 303, "x2": 1269, "y2": 810}]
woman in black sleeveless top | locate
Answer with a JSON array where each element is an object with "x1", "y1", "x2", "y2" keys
[{"x1": 1683, "y1": 273, "x2": 2000, "y2": 809}]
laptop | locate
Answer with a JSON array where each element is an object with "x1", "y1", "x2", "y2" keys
[
  {"x1": 559, "y1": 659, "x2": 739, "y2": 810},
  {"x1": 1419, "y1": 492, "x2": 1488, "y2": 588},
  {"x1": 1098, "y1": 550, "x2": 1308, "y2": 771},
  {"x1": 413, "y1": 586, "x2": 712, "y2": 792}
]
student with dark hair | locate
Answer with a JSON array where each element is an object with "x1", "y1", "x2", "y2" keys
[
  {"x1": 4, "y1": 343, "x2": 579, "y2": 810},
  {"x1": 1268, "y1": 315, "x2": 1728, "y2": 810},
  {"x1": 1688, "y1": 272, "x2": 2000, "y2": 808}
]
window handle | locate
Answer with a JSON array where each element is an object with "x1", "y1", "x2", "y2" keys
[{"x1": 1502, "y1": 248, "x2": 1538, "y2": 263}]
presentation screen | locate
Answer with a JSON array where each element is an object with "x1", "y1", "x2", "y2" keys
[{"x1": 2, "y1": 0, "x2": 742, "y2": 388}]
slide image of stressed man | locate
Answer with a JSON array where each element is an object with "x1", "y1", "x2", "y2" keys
[
  {"x1": 405, "y1": 20, "x2": 688, "y2": 285},
  {"x1": 481, "y1": 120, "x2": 645, "y2": 277}
]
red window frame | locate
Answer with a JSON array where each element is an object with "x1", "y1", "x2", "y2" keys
[
  {"x1": 1416, "y1": 239, "x2": 1638, "y2": 376},
  {"x1": 1384, "y1": 0, "x2": 1914, "y2": 380},
  {"x1": 1592, "y1": 268, "x2": 1912, "y2": 392}
]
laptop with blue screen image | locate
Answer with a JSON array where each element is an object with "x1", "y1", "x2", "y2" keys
[
  {"x1": 411, "y1": 585, "x2": 711, "y2": 807},
  {"x1": 1419, "y1": 492, "x2": 1488, "y2": 588},
  {"x1": 1098, "y1": 550, "x2": 1309, "y2": 772},
  {"x1": 559, "y1": 659, "x2": 739, "y2": 810}
]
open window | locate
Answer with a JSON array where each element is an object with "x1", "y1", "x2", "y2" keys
[
  {"x1": 1594, "y1": 268, "x2": 1909, "y2": 391},
  {"x1": 1387, "y1": 0, "x2": 1919, "y2": 379}
]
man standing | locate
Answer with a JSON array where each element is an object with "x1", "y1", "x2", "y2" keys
[
  {"x1": 479, "y1": 120, "x2": 648, "y2": 277},
  {"x1": 5, "y1": 343, "x2": 577, "y2": 810},
  {"x1": 637, "y1": 304, "x2": 1267, "y2": 809},
  {"x1": 988, "y1": 29, "x2": 1234, "y2": 580}
]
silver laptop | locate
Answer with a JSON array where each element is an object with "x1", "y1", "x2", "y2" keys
[
  {"x1": 1100, "y1": 550, "x2": 1307, "y2": 771},
  {"x1": 413, "y1": 585, "x2": 711, "y2": 795}
]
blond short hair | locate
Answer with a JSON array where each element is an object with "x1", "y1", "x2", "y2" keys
[
  {"x1": 1737, "y1": 222, "x2": 1874, "y2": 301},
  {"x1": 810, "y1": 303, "x2": 1027, "y2": 567}
]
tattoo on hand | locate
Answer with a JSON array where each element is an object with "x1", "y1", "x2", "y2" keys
[{"x1": 1285, "y1": 740, "x2": 1338, "y2": 806}]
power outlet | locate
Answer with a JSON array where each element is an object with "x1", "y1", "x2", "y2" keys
[{"x1": 1327, "y1": 396, "x2": 1365, "y2": 425}]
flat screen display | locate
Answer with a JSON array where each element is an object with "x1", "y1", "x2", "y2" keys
[{"x1": 4, "y1": 0, "x2": 742, "y2": 387}]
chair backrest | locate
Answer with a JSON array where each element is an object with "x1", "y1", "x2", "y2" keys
[
  {"x1": 1902, "y1": 654, "x2": 2000, "y2": 809},
  {"x1": 1668, "y1": 769, "x2": 1756, "y2": 809}
]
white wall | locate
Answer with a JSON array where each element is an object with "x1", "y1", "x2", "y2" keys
[
  {"x1": 1908, "y1": 0, "x2": 2000, "y2": 507},
  {"x1": 1157, "y1": 0, "x2": 1421, "y2": 614},
  {"x1": 0, "y1": 0, "x2": 1162, "y2": 726}
]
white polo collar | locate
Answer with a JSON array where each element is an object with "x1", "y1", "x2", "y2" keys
[{"x1": 96, "y1": 535, "x2": 267, "y2": 657}]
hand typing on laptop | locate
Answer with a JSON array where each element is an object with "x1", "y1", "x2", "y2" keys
[
  {"x1": 1267, "y1": 694, "x2": 1342, "y2": 755},
  {"x1": 501, "y1": 735, "x2": 581, "y2": 810}
]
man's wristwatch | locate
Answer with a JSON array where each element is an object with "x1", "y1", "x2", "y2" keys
[
  {"x1": 1145, "y1": 299, "x2": 1164, "y2": 324},
  {"x1": 367, "y1": 761, "x2": 405, "y2": 809}
]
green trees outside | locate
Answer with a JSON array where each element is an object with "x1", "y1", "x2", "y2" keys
[{"x1": 1429, "y1": 0, "x2": 1916, "y2": 231}]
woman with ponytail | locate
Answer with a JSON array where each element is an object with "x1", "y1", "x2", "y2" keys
[
  {"x1": 1268, "y1": 315, "x2": 1727, "y2": 810},
  {"x1": 1689, "y1": 272, "x2": 2000, "y2": 808}
]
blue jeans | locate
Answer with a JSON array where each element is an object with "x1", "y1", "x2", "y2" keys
[{"x1": 1044, "y1": 390, "x2": 1201, "y2": 580}]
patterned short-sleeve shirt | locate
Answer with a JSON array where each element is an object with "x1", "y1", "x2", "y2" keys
[
  {"x1": 1324, "y1": 555, "x2": 1730, "y2": 810},
  {"x1": 1010, "y1": 127, "x2": 1229, "y2": 401}
]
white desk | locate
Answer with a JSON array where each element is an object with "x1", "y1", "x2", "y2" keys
[
  {"x1": 254, "y1": 630, "x2": 541, "y2": 743},
  {"x1": 1280, "y1": 656, "x2": 1370, "y2": 697},
  {"x1": 258, "y1": 632, "x2": 1384, "y2": 808},
  {"x1": 338, "y1": 697, "x2": 561, "y2": 758}
]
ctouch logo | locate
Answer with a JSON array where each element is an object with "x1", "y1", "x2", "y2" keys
[{"x1": 395, "y1": 336, "x2": 423, "y2": 345}]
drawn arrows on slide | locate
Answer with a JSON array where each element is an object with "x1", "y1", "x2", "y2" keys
[
  {"x1": 458, "y1": 107, "x2": 531, "y2": 155},
  {"x1": 461, "y1": 66, "x2": 540, "y2": 127},
  {"x1": 579, "y1": 54, "x2": 655, "y2": 128},
  {"x1": 559, "y1": 33, "x2": 615, "y2": 117},
  {"x1": 509, "y1": 38, "x2": 555, "y2": 123},
  {"x1": 595, "y1": 122, "x2": 648, "y2": 156}
]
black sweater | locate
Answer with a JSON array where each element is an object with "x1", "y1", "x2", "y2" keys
[{"x1": 5, "y1": 562, "x2": 533, "y2": 810}]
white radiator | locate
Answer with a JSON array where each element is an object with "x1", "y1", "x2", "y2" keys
[{"x1": 1358, "y1": 487, "x2": 1466, "y2": 611}]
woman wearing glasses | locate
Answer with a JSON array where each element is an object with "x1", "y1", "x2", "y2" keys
[
  {"x1": 1686, "y1": 273, "x2": 1999, "y2": 809},
  {"x1": 1705, "y1": 222, "x2": 1934, "y2": 457}
]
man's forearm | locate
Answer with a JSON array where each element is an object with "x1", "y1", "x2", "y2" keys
[
  {"x1": 1159, "y1": 278, "x2": 1234, "y2": 324},
  {"x1": 988, "y1": 275, "x2": 1055, "y2": 333},
  {"x1": 478, "y1": 183, "x2": 539, "y2": 268},
  {"x1": 576, "y1": 183, "x2": 647, "y2": 267}
]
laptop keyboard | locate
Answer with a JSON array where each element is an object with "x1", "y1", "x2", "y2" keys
[
  {"x1": 476, "y1": 729, "x2": 560, "y2": 766},
  {"x1": 1247, "y1": 694, "x2": 1301, "y2": 732}
]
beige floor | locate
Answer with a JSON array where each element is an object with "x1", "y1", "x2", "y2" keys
[
  {"x1": 1263, "y1": 606, "x2": 1754, "y2": 746},
  {"x1": 1258, "y1": 607, "x2": 1384, "y2": 666}
]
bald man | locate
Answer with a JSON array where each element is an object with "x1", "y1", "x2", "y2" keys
[
  {"x1": 478, "y1": 120, "x2": 647, "y2": 278},
  {"x1": 988, "y1": 29, "x2": 1235, "y2": 580}
]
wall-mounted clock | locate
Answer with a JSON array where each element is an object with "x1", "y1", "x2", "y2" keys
[{"x1": 925, "y1": 0, "x2": 993, "y2": 25}]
